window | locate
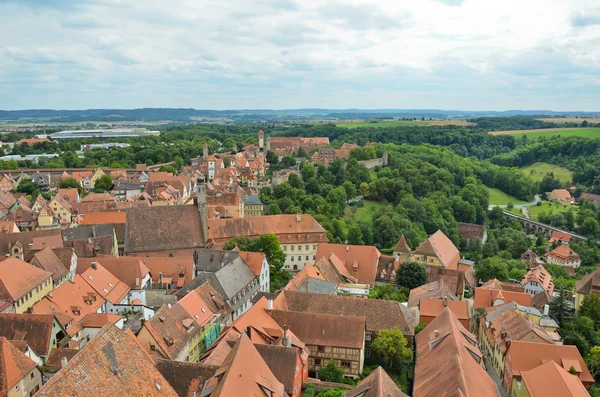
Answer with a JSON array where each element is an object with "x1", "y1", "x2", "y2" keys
[
  {"x1": 341, "y1": 361, "x2": 351, "y2": 368},
  {"x1": 31, "y1": 372, "x2": 35, "y2": 379},
  {"x1": 291, "y1": 246, "x2": 295, "y2": 251},
  {"x1": 318, "y1": 346, "x2": 325, "y2": 353},
  {"x1": 315, "y1": 358, "x2": 321, "y2": 365},
  {"x1": 290, "y1": 256, "x2": 294, "y2": 261},
  {"x1": 313, "y1": 245, "x2": 317, "y2": 250},
  {"x1": 283, "y1": 246, "x2": 287, "y2": 251},
  {"x1": 305, "y1": 245, "x2": 309, "y2": 251},
  {"x1": 306, "y1": 256, "x2": 309, "y2": 260}
]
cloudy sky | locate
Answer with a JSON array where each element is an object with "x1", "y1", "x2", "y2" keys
[{"x1": 0, "y1": 0, "x2": 599, "y2": 110}]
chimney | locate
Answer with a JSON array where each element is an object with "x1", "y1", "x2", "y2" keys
[
  {"x1": 346, "y1": 246, "x2": 349, "y2": 252},
  {"x1": 135, "y1": 277, "x2": 140, "y2": 288},
  {"x1": 61, "y1": 356, "x2": 68, "y2": 369},
  {"x1": 544, "y1": 304, "x2": 550, "y2": 316},
  {"x1": 296, "y1": 212, "x2": 301, "y2": 222},
  {"x1": 167, "y1": 303, "x2": 171, "y2": 309},
  {"x1": 246, "y1": 325, "x2": 252, "y2": 338},
  {"x1": 443, "y1": 296, "x2": 448, "y2": 307},
  {"x1": 282, "y1": 325, "x2": 291, "y2": 347},
  {"x1": 267, "y1": 299, "x2": 273, "y2": 312},
  {"x1": 434, "y1": 329, "x2": 439, "y2": 338},
  {"x1": 91, "y1": 261, "x2": 97, "y2": 270}
]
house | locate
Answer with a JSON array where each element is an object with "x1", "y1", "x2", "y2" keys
[
  {"x1": 241, "y1": 195, "x2": 263, "y2": 216},
  {"x1": 48, "y1": 194, "x2": 72, "y2": 225},
  {"x1": 545, "y1": 245, "x2": 581, "y2": 268},
  {"x1": 207, "y1": 191, "x2": 244, "y2": 218},
  {"x1": 176, "y1": 250, "x2": 259, "y2": 321},
  {"x1": 155, "y1": 360, "x2": 219, "y2": 397},
  {"x1": 62, "y1": 223, "x2": 118, "y2": 257},
  {"x1": 410, "y1": 230, "x2": 460, "y2": 269},
  {"x1": 78, "y1": 261, "x2": 130, "y2": 313},
  {"x1": 209, "y1": 213, "x2": 328, "y2": 272},
  {"x1": 456, "y1": 222, "x2": 488, "y2": 247},
  {"x1": 80, "y1": 313, "x2": 124, "y2": 342},
  {"x1": 575, "y1": 268, "x2": 600, "y2": 309},
  {"x1": 413, "y1": 308, "x2": 498, "y2": 397},
  {"x1": 0, "y1": 337, "x2": 42, "y2": 397},
  {"x1": 80, "y1": 212, "x2": 127, "y2": 254},
  {"x1": 274, "y1": 290, "x2": 416, "y2": 353},
  {"x1": 0, "y1": 174, "x2": 15, "y2": 193},
  {"x1": 521, "y1": 249, "x2": 544, "y2": 268},
  {"x1": 474, "y1": 286, "x2": 532, "y2": 309},
  {"x1": 547, "y1": 189, "x2": 573, "y2": 205},
  {"x1": 29, "y1": 247, "x2": 73, "y2": 287},
  {"x1": 580, "y1": 192, "x2": 600, "y2": 208},
  {"x1": 284, "y1": 263, "x2": 339, "y2": 295},
  {"x1": 36, "y1": 324, "x2": 178, "y2": 397},
  {"x1": 18, "y1": 138, "x2": 49, "y2": 145},
  {"x1": 521, "y1": 265, "x2": 554, "y2": 297},
  {"x1": 549, "y1": 231, "x2": 572, "y2": 245},
  {"x1": 270, "y1": 309, "x2": 365, "y2": 378},
  {"x1": 315, "y1": 243, "x2": 381, "y2": 286},
  {"x1": 0, "y1": 257, "x2": 53, "y2": 313},
  {"x1": 176, "y1": 290, "x2": 222, "y2": 349},
  {"x1": 7, "y1": 205, "x2": 38, "y2": 231},
  {"x1": 479, "y1": 307, "x2": 554, "y2": 378},
  {"x1": 0, "y1": 313, "x2": 64, "y2": 365},
  {"x1": 56, "y1": 188, "x2": 80, "y2": 205},
  {"x1": 0, "y1": 229, "x2": 62, "y2": 257},
  {"x1": 141, "y1": 256, "x2": 196, "y2": 292},
  {"x1": 514, "y1": 359, "x2": 589, "y2": 397},
  {"x1": 237, "y1": 250, "x2": 270, "y2": 292},
  {"x1": 502, "y1": 341, "x2": 593, "y2": 392},
  {"x1": 418, "y1": 297, "x2": 469, "y2": 329},
  {"x1": 407, "y1": 280, "x2": 458, "y2": 308},
  {"x1": 187, "y1": 281, "x2": 234, "y2": 326},
  {"x1": 375, "y1": 255, "x2": 404, "y2": 284},
  {"x1": 344, "y1": 366, "x2": 408, "y2": 397}
]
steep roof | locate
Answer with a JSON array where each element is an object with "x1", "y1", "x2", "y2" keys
[
  {"x1": 57, "y1": 188, "x2": 79, "y2": 204},
  {"x1": 474, "y1": 287, "x2": 532, "y2": 309},
  {"x1": 546, "y1": 244, "x2": 580, "y2": 262},
  {"x1": 413, "y1": 230, "x2": 460, "y2": 269},
  {"x1": 275, "y1": 290, "x2": 416, "y2": 336},
  {"x1": 505, "y1": 341, "x2": 593, "y2": 385},
  {"x1": 155, "y1": 360, "x2": 218, "y2": 397},
  {"x1": 0, "y1": 336, "x2": 37, "y2": 395},
  {"x1": 237, "y1": 251, "x2": 266, "y2": 277},
  {"x1": 270, "y1": 309, "x2": 365, "y2": 349},
  {"x1": 576, "y1": 267, "x2": 600, "y2": 295},
  {"x1": 45, "y1": 348, "x2": 79, "y2": 372},
  {"x1": 549, "y1": 231, "x2": 572, "y2": 243},
  {"x1": 0, "y1": 313, "x2": 55, "y2": 357},
  {"x1": 345, "y1": 366, "x2": 408, "y2": 397},
  {"x1": 0, "y1": 257, "x2": 52, "y2": 301},
  {"x1": 125, "y1": 205, "x2": 206, "y2": 254},
  {"x1": 143, "y1": 304, "x2": 199, "y2": 360},
  {"x1": 419, "y1": 299, "x2": 469, "y2": 321},
  {"x1": 31, "y1": 247, "x2": 69, "y2": 283},
  {"x1": 205, "y1": 333, "x2": 286, "y2": 397},
  {"x1": 315, "y1": 243, "x2": 381, "y2": 285},
  {"x1": 408, "y1": 281, "x2": 458, "y2": 308},
  {"x1": 520, "y1": 359, "x2": 589, "y2": 397},
  {"x1": 36, "y1": 325, "x2": 177, "y2": 396},
  {"x1": 80, "y1": 263, "x2": 130, "y2": 305},
  {"x1": 394, "y1": 235, "x2": 411, "y2": 253},
  {"x1": 414, "y1": 308, "x2": 498, "y2": 397},
  {"x1": 255, "y1": 344, "x2": 303, "y2": 394},
  {"x1": 521, "y1": 265, "x2": 554, "y2": 296},
  {"x1": 78, "y1": 256, "x2": 150, "y2": 289},
  {"x1": 485, "y1": 310, "x2": 553, "y2": 354}
]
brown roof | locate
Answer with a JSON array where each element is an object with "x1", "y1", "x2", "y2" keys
[
  {"x1": 51, "y1": 247, "x2": 76, "y2": 271},
  {"x1": 414, "y1": 308, "x2": 497, "y2": 397},
  {"x1": 549, "y1": 231, "x2": 572, "y2": 243},
  {"x1": 408, "y1": 280, "x2": 458, "y2": 307},
  {"x1": 0, "y1": 222, "x2": 18, "y2": 234},
  {"x1": 346, "y1": 366, "x2": 408, "y2": 397},
  {"x1": 80, "y1": 313, "x2": 123, "y2": 328},
  {"x1": 520, "y1": 359, "x2": 589, "y2": 397},
  {"x1": 315, "y1": 243, "x2": 381, "y2": 286},
  {"x1": 576, "y1": 267, "x2": 600, "y2": 295},
  {"x1": 125, "y1": 205, "x2": 206, "y2": 254},
  {"x1": 419, "y1": 299, "x2": 469, "y2": 321},
  {"x1": 80, "y1": 192, "x2": 115, "y2": 203},
  {"x1": 141, "y1": 256, "x2": 195, "y2": 288},
  {"x1": 474, "y1": 287, "x2": 532, "y2": 309},
  {"x1": 394, "y1": 235, "x2": 411, "y2": 253},
  {"x1": 424, "y1": 265, "x2": 466, "y2": 296},
  {"x1": 505, "y1": 341, "x2": 594, "y2": 385},
  {"x1": 485, "y1": 310, "x2": 553, "y2": 354},
  {"x1": 545, "y1": 244, "x2": 580, "y2": 262},
  {"x1": 44, "y1": 348, "x2": 79, "y2": 372},
  {"x1": 32, "y1": 235, "x2": 64, "y2": 250},
  {"x1": 270, "y1": 309, "x2": 365, "y2": 349},
  {"x1": 155, "y1": 360, "x2": 218, "y2": 397},
  {"x1": 275, "y1": 290, "x2": 416, "y2": 336},
  {"x1": 143, "y1": 304, "x2": 199, "y2": 360},
  {"x1": 78, "y1": 256, "x2": 150, "y2": 289},
  {"x1": 548, "y1": 189, "x2": 572, "y2": 201},
  {"x1": 581, "y1": 192, "x2": 600, "y2": 207},
  {"x1": 413, "y1": 230, "x2": 460, "y2": 269},
  {"x1": 57, "y1": 188, "x2": 79, "y2": 204},
  {"x1": 80, "y1": 211, "x2": 126, "y2": 225},
  {"x1": 189, "y1": 281, "x2": 232, "y2": 320},
  {"x1": 0, "y1": 313, "x2": 55, "y2": 357},
  {"x1": 205, "y1": 333, "x2": 286, "y2": 397},
  {"x1": 36, "y1": 325, "x2": 178, "y2": 397},
  {"x1": 480, "y1": 278, "x2": 526, "y2": 292},
  {"x1": 0, "y1": 257, "x2": 52, "y2": 301},
  {"x1": 0, "y1": 229, "x2": 64, "y2": 256},
  {"x1": 456, "y1": 222, "x2": 486, "y2": 239},
  {"x1": 0, "y1": 336, "x2": 37, "y2": 395},
  {"x1": 30, "y1": 247, "x2": 69, "y2": 282},
  {"x1": 209, "y1": 214, "x2": 327, "y2": 244},
  {"x1": 236, "y1": 251, "x2": 266, "y2": 277},
  {"x1": 255, "y1": 344, "x2": 303, "y2": 395}
]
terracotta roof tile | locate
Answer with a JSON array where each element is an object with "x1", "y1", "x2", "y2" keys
[
  {"x1": 413, "y1": 230, "x2": 460, "y2": 269},
  {"x1": 80, "y1": 263, "x2": 130, "y2": 304},
  {"x1": 545, "y1": 245, "x2": 580, "y2": 262},
  {"x1": 408, "y1": 281, "x2": 458, "y2": 308},
  {"x1": 80, "y1": 192, "x2": 115, "y2": 203},
  {"x1": 237, "y1": 251, "x2": 266, "y2": 277},
  {"x1": 155, "y1": 359, "x2": 218, "y2": 397},
  {"x1": 576, "y1": 267, "x2": 600, "y2": 295},
  {"x1": 0, "y1": 257, "x2": 52, "y2": 301},
  {"x1": 315, "y1": 243, "x2": 380, "y2": 286},
  {"x1": 419, "y1": 299, "x2": 469, "y2": 321},
  {"x1": 0, "y1": 336, "x2": 37, "y2": 395},
  {"x1": 36, "y1": 324, "x2": 178, "y2": 396},
  {"x1": 80, "y1": 313, "x2": 123, "y2": 328},
  {"x1": 394, "y1": 235, "x2": 411, "y2": 253},
  {"x1": 30, "y1": 247, "x2": 69, "y2": 283},
  {"x1": 142, "y1": 256, "x2": 195, "y2": 289},
  {"x1": 81, "y1": 211, "x2": 126, "y2": 225},
  {"x1": 345, "y1": 366, "x2": 408, "y2": 397},
  {"x1": 474, "y1": 287, "x2": 532, "y2": 309},
  {"x1": 57, "y1": 188, "x2": 80, "y2": 204},
  {"x1": 0, "y1": 313, "x2": 55, "y2": 357},
  {"x1": 521, "y1": 359, "x2": 589, "y2": 397},
  {"x1": 44, "y1": 348, "x2": 79, "y2": 372},
  {"x1": 31, "y1": 235, "x2": 64, "y2": 250},
  {"x1": 78, "y1": 256, "x2": 150, "y2": 289},
  {"x1": 549, "y1": 231, "x2": 572, "y2": 243}
]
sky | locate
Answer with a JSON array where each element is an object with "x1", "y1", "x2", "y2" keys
[{"x1": 0, "y1": 0, "x2": 599, "y2": 111}]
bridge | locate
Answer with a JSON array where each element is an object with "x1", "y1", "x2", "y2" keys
[{"x1": 502, "y1": 211, "x2": 588, "y2": 242}]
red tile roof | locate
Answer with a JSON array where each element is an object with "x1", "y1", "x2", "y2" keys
[
  {"x1": 0, "y1": 257, "x2": 52, "y2": 301},
  {"x1": 237, "y1": 251, "x2": 266, "y2": 277},
  {"x1": 549, "y1": 231, "x2": 572, "y2": 243},
  {"x1": 520, "y1": 359, "x2": 589, "y2": 397},
  {"x1": 545, "y1": 244, "x2": 580, "y2": 262},
  {"x1": 80, "y1": 313, "x2": 123, "y2": 328},
  {"x1": 521, "y1": 265, "x2": 554, "y2": 296},
  {"x1": 419, "y1": 298, "x2": 469, "y2": 321},
  {"x1": 0, "y1": 313, "x2": 55, "y2": 357},
  {"x1": 413, "y1": 230, "x2": 460, "y2": 269},
  {"x1": 315, "y1": 243, "x2": 381, "y2": 286},
  {"x1": 80, "y1": 211, "x2": 126, "y2": 225},
  {"x1": 141, "y1": 256, "x2": 195, "y2": 288},
  {"x1": 474, "y1": 287, "x2": 532, "y2": 309},
  {"x1": 78, "y1": 256, "x2": 150, "y2": 289},
  {"x1": 346, "y1": 366, "x2": 408, "y2": 397},
  {"x1": 80, "y1": 263, "x2": 130, "y2": 304},
  {"x1": 0, "y1": 336, "x2": 37, "y2": 395},
  {"x1": 36, "y1": 325, "x2": 178, "y2": 396}
]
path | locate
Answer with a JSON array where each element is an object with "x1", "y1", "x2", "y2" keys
[
  {"x1": 488, "y1": 194, "x2": 540, "y2": 211},
  {"x1": 485, "y1": 357, "x2": 508, "y2": 397}
]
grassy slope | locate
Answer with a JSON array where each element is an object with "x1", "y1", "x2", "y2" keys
[
  {"x1": 486, "y1": 187, "x2": 527, "y2": 206},
  {"x1": 344, "y1": 200, "x2": 382, "y2": 224},
  {"x1": 528, "y1": 202, "x2": 578, "y2": 221},
  {"x1": 511, "y1": 128, "x2": 600, "y2": 138},
  {"x1": 520, "y1": 162, "x2": 574, "y2": 183}
]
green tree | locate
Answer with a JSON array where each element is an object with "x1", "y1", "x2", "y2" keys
[
  {"x1": 15, "y1": 178, "x2": 40, "y2": 197},
  {"x1": 266, "y1": 151, "x2": 278, "y2": 165},
  {"x1": 549, "y1": 288, "x2": 575, "y2": 326},
  {"x1": 59, "y1": 177, "x2": 83, "y2": 194},
  {"x1": 288, "y1": 173, "x2": 304, "y2": 189},
  {"x1": 587, "y1": 346, "x2": 600, "y2": 380},
  {"x1": 578, "y1": 294, "x2": 600, "y2": 327},
  {"x1": 318, "y1": 360, "x2": 344, "y2": 383},
  {"x1": 368, "y1": 284, "x2": 408, "y2": 302},
  {"x1": 396, "y1": 261, "x2": 428, "y2": 290},
  {"x1": 317, "y1": 389, "x2": 346, "y2": 397},
  {"x1": 301, "y1": 163, "x2": 315, "y2": 181},
  {"x1": 297, "y1": 147, "x2": 308, "y2": 158},
  {"x1": 222, "y1": 157, "x2": 231, "y2": 168},
  {"x1": 415, "y1": 322, "x2": 428, "y2": 334},
  {"x1": 159, "y1": 165, "x2": 177, "y2": 174},
  {"x1": 347, "y1": 224, "x2": 364, "y2": 245},
  {"x1": 94, "y1": 174, "x2": 114, "y2": 192},
  {"x1": 342, "y1": 181, "x2": 357, "y2": 202},
  {"x1": 370, "y1": 327, "x2": 413, "y2": 370},
  {"x1": 268, "y1": 203, "x2": 282, "y2": 215}
]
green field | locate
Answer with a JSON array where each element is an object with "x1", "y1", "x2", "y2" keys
[
  {"x1": 343, "y1": 200, "x2": 382, "y2": 224},
  {"x1": 520, "y1": 162, "x2": 574, "y2": 183},
  {"x1": 486, "y1": 187, "x2": 527, "y2": 206},
  {"x1": 369, "y1": 170, "x2": 378, "y2": 180},
  {"x1": 336, "y1": 119, "x2": 473, "y2": 129},
  {"x1": 509, "y1": 128, "x2": 600, "y2": 139},
  {"x1": 528, "y1": 201, "x2": 578, "y2": 221}
]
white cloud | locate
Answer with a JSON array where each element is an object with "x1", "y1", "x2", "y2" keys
[{"x1": 0, "y1": 0, "x2": 598, "y2": 110}]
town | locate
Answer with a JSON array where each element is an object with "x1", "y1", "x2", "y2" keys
[{"x1": 0, "y1": 119, "x2": 599, "y2": 397}]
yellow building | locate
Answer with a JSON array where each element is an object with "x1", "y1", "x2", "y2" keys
[
  {"x1": 48, "y1": 195, "x2": 72, "y2": 225},
  {"x1": 37, "y1": 206, "x2": 56, "y2": 229},
  {"x1": 1, "y1": 338, "x2": 43, "y2": 397},
  {"x1": 0, "y1": 257, "x2": 53, "y2": 314},
  {"x1": 90, "y1": 168, "x2": 106, "y2": 189},
  {"x1": 242, "y1": 195, "x2": 263, "y2": 217},
  {"x1": 409, "y1": 230, "x2": 460, "y2": 269}
]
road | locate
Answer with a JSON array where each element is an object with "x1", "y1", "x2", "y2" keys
[{"x1": 488, "y1": 195, "x2": 541, "y2": 219}]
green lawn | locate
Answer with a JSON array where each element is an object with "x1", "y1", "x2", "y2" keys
[
  {"x1": 528, "y1": 201, "x2": 578, "y2": 221},
  {"x1": 369, "y1": 170, "x2": 378, "y2": 180},
  {"x1": 511, "y1": 128, "x2": 600, "y2": 139},
  {"x1": 486, "y1": 187, "x2": 527, "y2": 206},
  {"x1": 520, "y1": 162, "x2": 574, "y2": 183},
  {"x1": 344, "y1": 200, "x2": 382, "y2": 224}
]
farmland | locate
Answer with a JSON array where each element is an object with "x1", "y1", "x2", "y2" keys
[
  {"x1": 536, "y1": 118, "x2": 600, "y2": 124},
  {"x1": 337, "y1": 119, "x2": 474, "y2": 128},
  {"x1": 486, "y1": 187, "x2": 527, "y2": 206},
  {"x1": 489, "y1": 127, "x2": 600, "y2": 139},
  {"x1": 520, "y1": 162, "x2": 574, "y2": 183}
]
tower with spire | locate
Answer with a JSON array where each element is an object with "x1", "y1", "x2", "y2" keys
[
  {"x1": 196, "y1": 174, "x2": 208, "y2": 244},
  {"x1": 258, "y1": 130, "x2": 264, "y2": 150},
  {"x1": 203, "y1": 138, "x2": 208, "y2": 159}
]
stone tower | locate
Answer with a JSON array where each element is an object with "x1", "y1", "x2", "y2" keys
[
  {"x1": 232, "y1": 140, "x2": 237, "y2": 153},
  {"x1": 266, "y1": 136, "x2": 271, "y2": 152},
  {"x1": 258, "y1": 130, "x2": 264, "y2": 150},
  {"x1": 203, "y1": 138, "x2": 208, "y2": 159},
  {"x1": 197, "y1": 175, "x2": 208, "y2": 244}
]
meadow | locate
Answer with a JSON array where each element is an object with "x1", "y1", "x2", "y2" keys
[
  {"x1": 490, "y1": 127, "x2": 600, "y2": 139},
  {"x1": 528, "y1": 201, "x2": 578, "y2": 222},
  {"x1": 343, "y1": 200, "x2": 382, "y2": 224},
  {"x1": 485, "y1": 187, "x2": 527, "y2": 206},
  {"x1": 520, "y1": 162, "x2": 574, "y2": 183},
  {"x1": 337, "y1": 119, "x2": 473, "y2": 129}
]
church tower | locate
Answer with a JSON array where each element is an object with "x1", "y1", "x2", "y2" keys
[
  {"x1": 258, "y1": 130, "x2": 264, "y2": 150},
  {"x1": 266, "y1": 136, "x2": 271, "y2": 152},
  {"x1": 203, "y1": 138, "x2": 208, "y2": 159},
  {"x1": 197, "y1": 175, "x2": 208, "y2": 244}
]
